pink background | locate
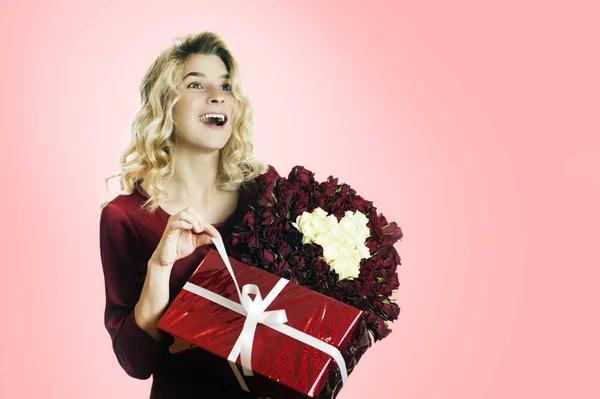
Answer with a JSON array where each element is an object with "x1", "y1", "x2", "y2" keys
[{"x1": 1, "y1": 0, "x2": 598, "y2": 398}]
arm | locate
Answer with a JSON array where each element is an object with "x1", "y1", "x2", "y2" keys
[
  {"x1": 99, "y1": 204, "x2": 171, "y2": 380},
  {"x1": 134, "y1": 258, "x2": 173, "y2": 342}
]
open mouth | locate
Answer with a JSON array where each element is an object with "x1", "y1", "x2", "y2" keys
[{"x1": 199, "y1": 113, "x2": 228, "y2": 127}]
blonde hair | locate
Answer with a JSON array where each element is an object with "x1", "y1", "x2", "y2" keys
[{"x1": 101, "y1": 31, "x2": 268, "y2": 213}]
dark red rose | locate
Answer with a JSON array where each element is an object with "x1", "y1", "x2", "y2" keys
[
  {"x1": 379, "y1": 283, "x2": 392, "y2": 296},
  {"x1": 343, "y1": 280, "x2": 365, "y2": 300},
  {"x1": 327, "y1": 289, "x2": 343, "y2": 302},
  {"x1": 240, "y1": 255, "x2": 255, "y2": 265},
  {"x1": 259, "y1": 207, "x2": 278, "y2": 226},
  {"x1": 352, "y1": 196, "x2": 376, "y2": 214},
  {"x1": 260, "y1": 164, "x2": 280, "y2": 182},
  {"x1": 365, "y1": 313, "x2": 390, "y2": 341},
  {"x1": 313, "y1": 195, "x2": 328, "y2": 209},
  {"x1": 363, "y1": 278, "x2": 379, "y2": 295},
  {"x1": 261, "y1": 226, "x2": 280, "y2": 245},
  {"x1": 274, "y1": 203, "x2": 289, "y2": 219},
  {"x1": 261, "y1": 249, "x2": 275, "y2": 265},
  {"x1": 365, "y1": 238, "x2": 379, "y2": 254},
  {"x1": 288, "y1": 165, "x2": 316, "y2": 188},
  {"x1": 385, "y1": 261, "x2": 398, "y2": 276},
  {"x1": 278, "y1": 240, "x2": 293, "y2": 259},
  {"x1": 381, "y1": 222, "x2": 403, "y2": 246},
  {"x1": 259, "y1": 171, "x2": 276, "y2": 191},
  {"x1": 258, "y1": 195, "x2": 275, "y2": 208},
  {"x1": 330, "y1": 203, "x2": 349, "y2": 220},
  {"x1": 334, "y1": 183, "x2": 355, "y2": 198},
  {"x1": 369, "y1": 214, "x2": 387, "y2": 242},
  {"x1": 271, "y1": 259, "x2": 290, "y2": 275},
  {"x1": 291, "y1": 257, "x2": 308, "y2": 273},
  {"x1": 288, "y1": 251, "x2": 306, "y2": 269},
  {"x1": 283, "y1": 228, "x2": 303, "y2": 247},
  {"x1": 314, "y1": 274, "x2": 329, "y2": 290},
  {"x1": 230, "y1": 231, "x2": 244, "y2": 247},
  {"x1": 302, "y1": 244, "x2": 323, "y2": 264},
  {"x1": 241, "y1": 211, "x2": 257, "y2": 227},
  {"x1": 291, "y1": 191, "x2": 311, "y2": 214},
  {"x1": 314, "y1": 259, "x2": 330, "y2": 274},
  {"x1": 326, "y1": 271, "x2": 338, "y2": 288},
  {"x1": 318, "y1": 181, "x2": 337, "y2": 197},
  {"x1": 377, "y1": 246, "x2": 401, "y2": 265},
  {"x1": 381, "y1": 301, "x2": 400, "y2": 321},
  {"x1": 326, "y1": 176, "x2": 339, "y2": 186},
  {"x1": 374, "y1": 212, "x2": 388, "y2": 225},
  {"x1": 373, "y1": 256, "x2": 387, "y2": 270},
  {"x1": 359, "y1": 259, "x2": 377, "y2": 280},
  {"x1": 246, "y1": 231, "x2": 260, "y2": 251},
  {"x1": 291, "y1": 268, "x2": 306, "y2": 283},
  {"x1": 388, "y1": 273, "x2": 400, "y2": 290},
  {"x1": 365, "y1": 313, "x2": 379, "y2": 328},
  {"x1": 273, "y1": 219, "x2": 291, "y2": 235},
  {"x1": 276, "y1": 180, "x2": 301, "y2": 204}
]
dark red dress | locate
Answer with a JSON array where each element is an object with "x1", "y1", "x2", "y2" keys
[{"x1": 99, "y1": 167, "x2": 276, "y2": 398}]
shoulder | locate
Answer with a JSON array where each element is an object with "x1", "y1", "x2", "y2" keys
[
  {"x1": 102, "y1": 189, "x2": 142, "y2": 217},
  {"x1": 100, "y1": 187, "x2": 162, "y2": 259},
  {"x1": 100, "y1": 186, "x2": 153, "y2": 231}
]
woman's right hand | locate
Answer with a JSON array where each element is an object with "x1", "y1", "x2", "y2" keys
[{"x1": 150, "y1": 206, "x2": 221, "y2": 267}]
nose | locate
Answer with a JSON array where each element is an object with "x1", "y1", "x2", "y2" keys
[{"x1": 207, "y1": 88, "x2": 225, "y2": 104}]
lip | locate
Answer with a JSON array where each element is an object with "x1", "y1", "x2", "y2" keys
[
  {"x1": 198, "y1": 115, "x2": 228, "y2": 130},
  {"x1": 199, "y1": 111, "x2": 228, "y2": 121},
  {"x1": 199, "y1": 121, "x2": 227, "y2": 130}
]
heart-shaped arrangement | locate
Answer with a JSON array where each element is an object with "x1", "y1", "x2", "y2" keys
[
  {"x1": 292, "y1": 207, "x2": 372, "y2": 280},
  {"x1": 228, "y1": 165, "x2": 403, "y2": 342}
]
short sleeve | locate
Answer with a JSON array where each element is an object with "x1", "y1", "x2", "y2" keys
[{"x1": 99, "y1": 204, "x2": 171, "y2": 380}]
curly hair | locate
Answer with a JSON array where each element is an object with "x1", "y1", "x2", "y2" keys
[{"x1": 100, "y1": 31, "x2": 269, "y2": 213}]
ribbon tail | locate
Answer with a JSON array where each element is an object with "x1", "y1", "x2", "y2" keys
[
  {"x1": 228, "y1": 359, "x2": 250, "y2": 392},
  {"x1": 227, "y1": 336, "x2": 249, "y2": 392},
  {"x1": 239, "y1": 315, "x2": 261, "y2": 376}
]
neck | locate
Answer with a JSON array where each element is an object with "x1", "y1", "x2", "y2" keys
[{"x1": 165, "y1": 147, "x2": 221, "y2": 204}]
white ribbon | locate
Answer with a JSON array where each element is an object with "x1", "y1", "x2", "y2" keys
[{"x1": 181, "y1": 235, "x2": 348, "y2": 393}]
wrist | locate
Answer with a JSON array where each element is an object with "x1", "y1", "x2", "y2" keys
[{"x1": 148, "y1": 256, "x2": 174, "y2": 270}]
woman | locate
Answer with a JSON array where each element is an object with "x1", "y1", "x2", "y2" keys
[{"x1": 99, "y1": 31, "x2": 277, "y2": 399}]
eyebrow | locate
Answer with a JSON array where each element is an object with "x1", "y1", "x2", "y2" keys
[{"x1": 183, "y1": 72, "x2": 230, "y2": 80}]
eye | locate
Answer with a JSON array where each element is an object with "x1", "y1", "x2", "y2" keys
[{"x1": 187, "y1": 82, "x2": 232, "y2": 90}]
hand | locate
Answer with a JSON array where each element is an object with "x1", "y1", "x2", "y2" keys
[{"x1": 150, "y1": 206, "x2": 221, "y2": 267}]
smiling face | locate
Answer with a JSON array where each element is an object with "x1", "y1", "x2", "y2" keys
[{"x1": 172, "y1": 54, "x2": 236, "y2": 151}]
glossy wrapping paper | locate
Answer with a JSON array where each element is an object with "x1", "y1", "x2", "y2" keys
[{"x1": 157, "y1": 248, "x2": 371, "y2": 399}]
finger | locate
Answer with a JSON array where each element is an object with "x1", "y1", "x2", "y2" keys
[
  {"x1": 166, "y1": 215, "x2": 197, "y2": 234},
  {"x1": 177, "y1": 210, "x2": 203, "y2": 233},
  {"x1": 203, "y1": 223, "x2": 221, "y2": 239},
  {"x1": 182, "y1": 207, "x2": 204, "y2": 233},
  {"x1": 170, "y1": 220, "x2": 194, "y2": 231},
  {"x1": 185, "y1": 207, "x2": 221, "y2": 239},
  {"x1": 193, "y1": 230, "x2": 217, "y2": 247}
]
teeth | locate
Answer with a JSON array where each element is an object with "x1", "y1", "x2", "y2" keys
[{"x1": 199, "y1": 113, "x2": 226, "y2": 122}]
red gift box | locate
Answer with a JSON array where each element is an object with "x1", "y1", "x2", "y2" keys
[{"x1": 156, "y1": 239, "x2": 370, "y2": 399}]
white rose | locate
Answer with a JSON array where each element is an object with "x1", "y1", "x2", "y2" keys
[{"x1": 322, "y1": 242, "x2": 340, "y2": 262}]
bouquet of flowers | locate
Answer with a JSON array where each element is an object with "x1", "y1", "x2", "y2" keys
[{"x1": 226, "y1": 165, "x2": 403, "y2": 342}]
